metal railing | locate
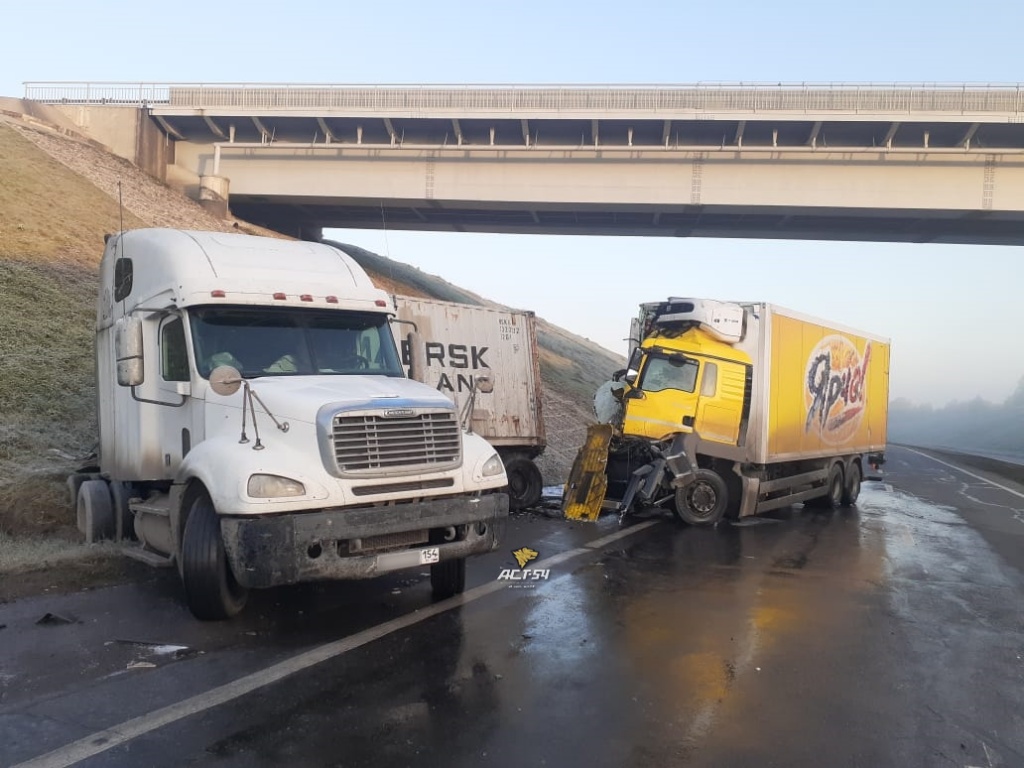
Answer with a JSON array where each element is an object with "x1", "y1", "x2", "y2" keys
[{"x1": 23, "y1": 81, "x2": 1024, "y2": 115}]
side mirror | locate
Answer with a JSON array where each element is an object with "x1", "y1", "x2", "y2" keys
[
  {"x1": 407, "y1": 330, "x2": 427, "y2": 383},
  {"x1": 474, "y1": 374, "x2": 494, "y2": 394},
  {"x1": 209, "y1": 365, "x2": 243, "y2": 397},
  {"x1": 115, "y1": 317, "x2": 144, "y2": 387},
  {"x1": 624, "y1": 369, "x2": 639, "y2": 386}
]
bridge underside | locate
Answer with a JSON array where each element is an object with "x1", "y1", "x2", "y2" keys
[
  {"x1": 28, "y1": 84, "x2": 1024, "y2": 245},
  {"x1": 229, "y1": 197, "x2": 1024, "y2": 244}
]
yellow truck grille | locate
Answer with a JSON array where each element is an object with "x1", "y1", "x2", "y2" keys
[{"x1": 332, "y1": 411, "x2": 461, "y2": 477}]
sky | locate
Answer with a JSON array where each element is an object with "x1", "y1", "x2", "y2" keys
[{"x1": 3, "y1": 0, "x2": 1023, "y2": 407}]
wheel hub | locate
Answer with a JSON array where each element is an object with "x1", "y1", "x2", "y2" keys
[{"x1": 689, "y1": 483, "x2": 717, "y2": 514}]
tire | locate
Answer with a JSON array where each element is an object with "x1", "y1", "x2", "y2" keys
[
  {"x1": 672, "y1": 469, "x2": 729, "y2": 526},
  {"x1": 431, "y1": 557, "x2": 466, "y2": 600},
  {"x1": 180, "y1": 493, "x2": 248, "y2": 620},
  {"x1": 504, "y1": 456, "x2": 543, "y2": 511},
  {"x1": 109, "y1": 481, "x2": 137, "y2": 542},
  {"x1": 67, "y1": 474, "x2": 88, "y2": 509},
  {"x1": 821, "y1": 464, "x2": 844, "y2": 509},
  {"x1": 841, "y1": 462, "x2": 862, "y2": 507},
  {"x1": 77, "y1": 480, "x2": 115, "y2": 543}
]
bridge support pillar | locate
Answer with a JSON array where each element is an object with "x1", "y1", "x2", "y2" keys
[{"x1": 199, "y1": 175, "x2": 230, "y2": 219}]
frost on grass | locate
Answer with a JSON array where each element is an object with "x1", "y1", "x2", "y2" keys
[{"x1": 0, "y1": 530, "x2": 118, "y2": 575}]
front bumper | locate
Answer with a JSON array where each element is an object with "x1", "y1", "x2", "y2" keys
[{"x1": 220, "y1": 493, "x2": 508, "y2": 589}]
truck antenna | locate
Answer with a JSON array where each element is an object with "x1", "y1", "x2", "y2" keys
[{"x1": 117, "y1": 181, "x2": 128, "y2": 317}]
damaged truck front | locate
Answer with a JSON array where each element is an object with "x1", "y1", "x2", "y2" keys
[
  {"x1": 563, "y1": 298, "x2": 889, "y2": 525},
  {"x1": 71, "y1": 229, "x2": 509, "y2": 620}
]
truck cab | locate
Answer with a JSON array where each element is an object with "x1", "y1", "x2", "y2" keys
[
  {"x1": 620, "y1": 327, "x2": 751, "y2": 446},
  {"x1": 73, "y1": 229, "x2": 509, "y2": 620}
]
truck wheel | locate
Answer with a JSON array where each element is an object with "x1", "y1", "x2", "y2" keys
[
  {"x1": 67, "y1": 473, "x2": 88, "y2": 509},
  {"x1": 431, "y1": 557, "x2": 466, "y2": 600},
  {"x1": 180, "y1": 493, "x2": 248, "y2": 620},
  {"x1": 673, "y1": 469, "x2": 728, "y2": 526},
  {"x1": 504, "y1": 456, "x2": 543, "y2": 511},
  {"x1": 77, "y1": 480, "x2": 115, "y2": 543},
  {"x1": 822, "y1": 464, "x2": 844, "y2": 509},
  {"x1": 109, "y1": 481, "x2": 137, "y2": 542},
  {"x1": 841, "y1": 463, "x2": 862, "y2": 506}
]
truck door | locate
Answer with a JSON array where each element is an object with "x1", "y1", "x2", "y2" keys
[
  {"x1": 622, "y1": 353, "x2": 701, "y2": 440},
  {"x1": 694, "y1": 360, "x2": 746, "y2": 445},
  {"x1": 155, "y1": 314, "x2": 199, "y2": 473}
]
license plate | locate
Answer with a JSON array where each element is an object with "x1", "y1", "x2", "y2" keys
[{"x1": 419, "y1": 547, "x2": 440, "y2": 565}]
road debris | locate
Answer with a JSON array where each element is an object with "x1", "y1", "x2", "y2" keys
[
  {"x1": 114, "y1": 640, "x2": 194, "y2": 659},
  {"x1": 36, "y1": 612, "x2": 76, "y2": 626}
]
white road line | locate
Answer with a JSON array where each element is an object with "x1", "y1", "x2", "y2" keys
[
  {"x1": 12, "y1": 520, "x2": 659, "y2": 768},
  {"x1": 905, "y1": 447, "x2": 1024, "y2": 500}
]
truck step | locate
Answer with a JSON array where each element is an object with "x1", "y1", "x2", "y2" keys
[{"x1": 121, "y1": 544, "x2": 175, "y2": 568}]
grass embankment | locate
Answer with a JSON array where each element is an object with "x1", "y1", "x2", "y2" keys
[{"x1": 0, "y1": 122, "x2": 145, "y2": 538}]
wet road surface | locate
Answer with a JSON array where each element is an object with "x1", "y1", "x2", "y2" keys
[{"x1": 2, "y1": 445, "x2": 1023, "y2": 767}]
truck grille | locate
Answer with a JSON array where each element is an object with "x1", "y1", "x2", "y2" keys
[{"x1": 332, "y1": 410, "x2": 461, "y2": 477}]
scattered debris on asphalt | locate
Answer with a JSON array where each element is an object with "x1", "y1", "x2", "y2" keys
[
  {"x1": 114, "y1": 640, "x2": 194, "y2": 659},
  {"x1": 36, "y1": 612, "x2": 76, "y2": 626}
]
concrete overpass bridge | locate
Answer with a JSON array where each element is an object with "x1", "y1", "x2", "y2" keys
[{"x1": 23, "y1": 82, "x2": 1024, "y2": 244}]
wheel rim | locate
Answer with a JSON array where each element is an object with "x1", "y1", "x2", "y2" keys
[{"x1": 688, "y1": 482, "x2": 718, "y2": 517}]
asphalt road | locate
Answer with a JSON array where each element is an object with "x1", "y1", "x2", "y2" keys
[{"x1": 2, "y1": 445, "x2": 1023, "y2": 768}]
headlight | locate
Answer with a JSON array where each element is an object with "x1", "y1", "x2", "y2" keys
[
  {"x1": 247, "y1": 474, "x2": 306, "y2": 498},
  {"x1": 481, "y1": 454, "x2": 504, "y2": 477}
]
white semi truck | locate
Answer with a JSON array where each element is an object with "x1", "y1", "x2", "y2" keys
[
  {"x1": 70, "y1": 229, "x2": 509, "y2": 620},
  {"x1": 392, "y1": 297, "x2": 546, "y2": 511}
]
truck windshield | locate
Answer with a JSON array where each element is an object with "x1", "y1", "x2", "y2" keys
[
  {"x1": 639, "y1": 353, "x2": 699, "y2": 393},
  {"x1": 190, "y1": 306, "x2": 404, "y2": 379}
]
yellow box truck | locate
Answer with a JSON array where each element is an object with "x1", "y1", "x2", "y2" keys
[{"x1": 563, "y1": 298, "x2": 889, "y2": 524}]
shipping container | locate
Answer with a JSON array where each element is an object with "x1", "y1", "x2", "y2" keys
[{"x1": 393, "y1": 296, "x2": 546, "y2": 510}]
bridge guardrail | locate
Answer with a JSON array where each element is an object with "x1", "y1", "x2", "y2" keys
[{"x1": 22, "y1": 82, "x2": 1024, "y2": 115}]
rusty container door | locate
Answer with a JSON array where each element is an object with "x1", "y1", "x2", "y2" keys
[{"x1": 393, "y1": 296, "x2": 545, "y2": 452}]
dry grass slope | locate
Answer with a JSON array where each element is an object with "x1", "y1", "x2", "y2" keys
[{"x1": 0, "y1": 118, "x2": 241, "y2": 538}]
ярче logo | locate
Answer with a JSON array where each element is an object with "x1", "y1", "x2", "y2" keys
[{"x1": 498, "y1": 547, "x2": 550, "y2": 588}]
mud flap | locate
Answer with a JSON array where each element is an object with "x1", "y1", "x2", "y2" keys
[{"x1": 562, "y1": 424, "x2": 614, "y2": 522}]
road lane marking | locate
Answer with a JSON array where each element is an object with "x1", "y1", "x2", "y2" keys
[
  {"x1": 12, "y1": 520, "x2": 659, "y2": 768},
  {"x1": 904, "y1": 448, "x2": 1024, "y2": 500}
]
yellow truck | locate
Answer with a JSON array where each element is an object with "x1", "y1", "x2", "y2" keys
[{"x1": 563, "y1": 298, "x2": 889, "y2": 524}]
